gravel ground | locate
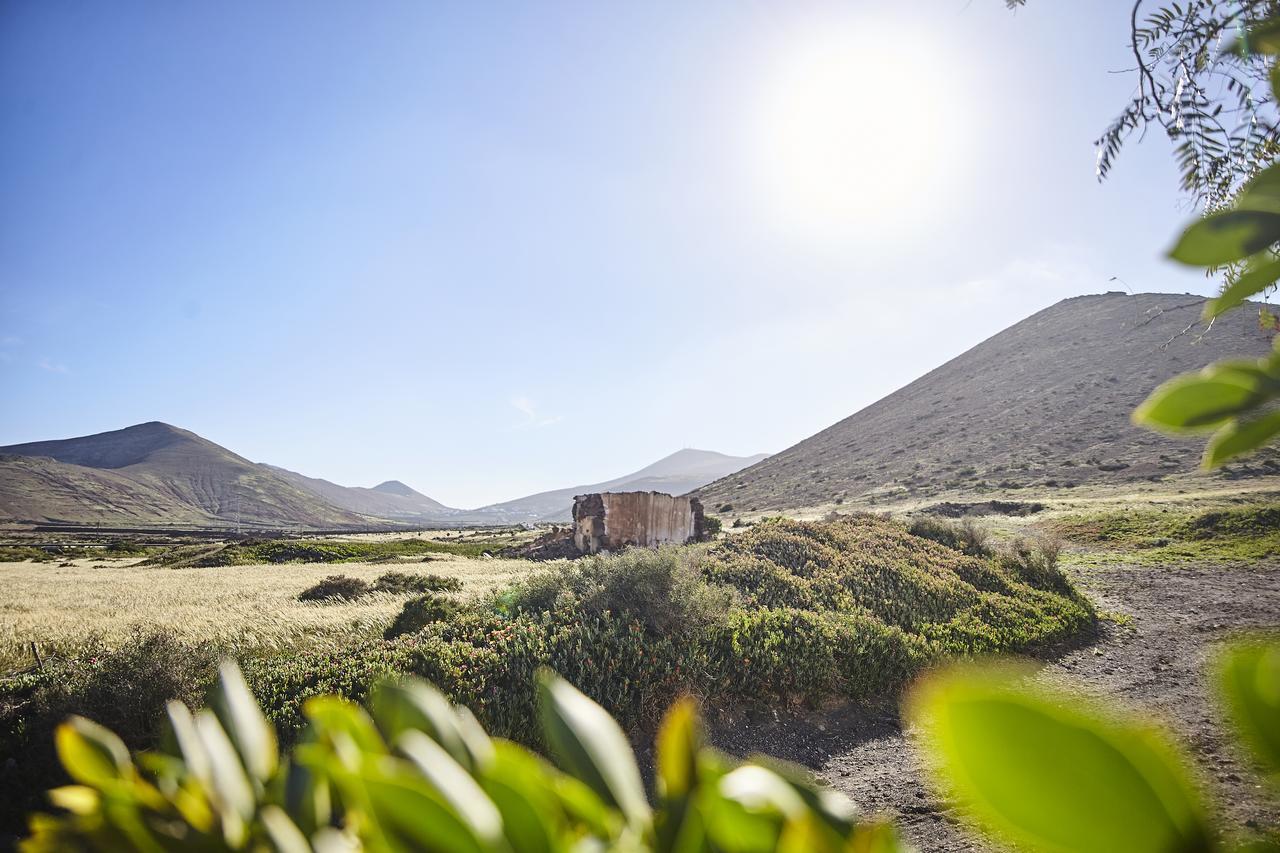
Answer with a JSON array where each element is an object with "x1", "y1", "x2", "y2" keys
[{"x1": 711, "y1": 561, "x2": 1280, "y2": 850}]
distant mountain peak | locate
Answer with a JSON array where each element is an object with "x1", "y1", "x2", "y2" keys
[{"x1": 371, "y1": 480, "x2": 418, "y2": 497}]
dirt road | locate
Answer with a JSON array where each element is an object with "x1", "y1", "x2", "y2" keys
[{"x1": 713, "y1": 561, "x2": 1280, "y2": 850}]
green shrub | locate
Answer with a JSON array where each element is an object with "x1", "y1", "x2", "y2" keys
[
  {"x1": 104, "y1": 538, "x2": 150, "y2": 557},
  {"x1": 296, "y1": 575, "x2": 369, "y2": 602},
  {"x1": 384, "y1": 593, "x2": 460, "y2": 639},
  {"x1": 0, "y1": 548, "x2": 58, "y2": 560},
  {"x1": 370, "y1": 570, "x2": 462, "y2": 594},
  {"x1": 503, "y1": 546, "x2": 737, "y2": 639},
  {"x1": 704, "y1": 515, "x2": 723, "y2": 536}
]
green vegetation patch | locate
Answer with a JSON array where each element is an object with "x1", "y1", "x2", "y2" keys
[
  {"x1": 1054, "y1": 503, "x2": 1280, "y2": 564},
  {"x1": 143, "y1": 536, "x2": 496, "y2": 567},
  {"x1": 241, "y1": 515, "x2": 1094, "y2": 746}
]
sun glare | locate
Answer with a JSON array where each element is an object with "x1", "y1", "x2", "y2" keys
[{"x1": 751, "y1": 20, "x2": 969, "y2": 243}]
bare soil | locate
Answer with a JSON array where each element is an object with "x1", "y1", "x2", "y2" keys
[{"x1": 711, "y1": 560, "x2": 1280, "y2": 850}]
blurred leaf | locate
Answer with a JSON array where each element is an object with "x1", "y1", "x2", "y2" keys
[
  {"x1": 55, "y1": 717, "x2": 131, "y2": 788},
  {"x1": 700, "y1": 780, "x2": 782, "y2": 853},
  {"x1": 1219, "y1": 640, "x2": 1280, "y2": 781},
  {"x1": 718, "y1": 766, "x2": 807, "y2": 822},
  {"x1": 260, "y1": 805, "x2": 312, "y2": 853},
  {"x1": 552, "y1": 766, "x2": 622, "y2": 839},
  {"x1": 283, "y1": 760, "x2": 332, "y2": 838},
  {"x1": 1204, "y1": 410, "x2": 1280, "y2": 467},
  {"x1": 371, "y1": 679, "x2": 481, "y2": 771},
  {"x1": 656, "y1": 698, "x2": 703, "y2": 852},
  {"x1": 165, "y1": 700, "x2": 211, "y2": 787},
  {"x1": 1236, "y1": 168, "x2": 1280, "y2": 215},
  {"x1": 397, "y1": 730, "x2": 506, "y2": 847},
  {"x1": 304, "y1": 696, "x2": 387, "y2": 759},
  {"x1": 535, "y1": 670, "x2": 651, "y2": 831},
  {"x1": 1133, "y1": 365, "x2": 1271, "y2": 432},
  {"x1": 210, "y1": 660, "x2": 277, "y2": 783},
  {"x1": 46, "y1": 786, "x2": 99, "y2": 816},
  {"x1": 1169, "y1": 210, "x2": 1280, "y2": 266},
  {"x1": 194, "y1": 708, "x2": 255, "y2": 830},
  {"x1": 656, "y1": 697, "x2": 702, "y2": 801},
  {"x1": 478, "y1": 741, "x2": 566, "y2": 853},
  {"x1": 454, "y1": 706, "x2": 497, "y2": 773},
  {"x1": 1226, "y1": 17, "x2": 1280, "y2": 56},
  {"x1": 356, "y1": 759, "x2": 492, "y2": 853},
  {"x1": 1205, "y1": 259, "x2": 1280, "y2": 319},
  {"x1": 910, "y1": 667, "x2": 1212, "y2": 853}
]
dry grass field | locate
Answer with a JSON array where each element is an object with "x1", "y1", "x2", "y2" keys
[{"x1": 0, "y1": 553, "x2": 540, "y2": 672}]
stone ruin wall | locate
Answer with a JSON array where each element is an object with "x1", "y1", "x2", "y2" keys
[{"x1": 571, "y1": 491, "x2": 706, "y2": 554}]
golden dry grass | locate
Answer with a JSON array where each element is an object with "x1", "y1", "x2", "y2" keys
[{"x1": 0, "y1": 554, "x2": 541, "y2": 671}]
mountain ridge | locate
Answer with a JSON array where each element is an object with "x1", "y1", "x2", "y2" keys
[
  {"x1": 695, "y1": 292, "x2": 1280, "y2": 512},
  {"x1": 0, "y1": 426, "x2": 762, "y2": 528}
]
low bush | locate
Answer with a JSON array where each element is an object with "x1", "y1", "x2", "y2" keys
[
  {"x1": 502, "y1": 545, "x2": 737, "y2": 639},
  {"x1": 370, "y1": 570, "x2": 462, "y2": 594},
  {"x1": 296, "y1": 575, "x2": 369, "y2": 602},
  {"x1": 104, "y1": 538, "x2": 150, "y2": 557},
  {"x1": 907, "y1": 516, "x2": 992, "y2": 557},
  {"x1": 384, "y1": 593, "x2": 460, "y2": 639},
  {"x1": 0, "y1": 545, "x2": 54, "y2": 562}
]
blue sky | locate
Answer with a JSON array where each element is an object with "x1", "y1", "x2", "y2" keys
[{"x1": 1, "y1": 1, "x2": 1212, "y2": 507}]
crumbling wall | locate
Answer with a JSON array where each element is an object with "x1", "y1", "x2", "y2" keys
[{"x1": 572, "y1": 491, "x2": 704, "y2": 554}]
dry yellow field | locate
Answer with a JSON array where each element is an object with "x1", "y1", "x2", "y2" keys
[{"x1": 0, "y1": 555, "x2": 541, "y2": 671}]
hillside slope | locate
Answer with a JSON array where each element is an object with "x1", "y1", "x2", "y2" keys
[
  {"x1": 697, "y1": 293, "x2": 1280, "y2": 512},
  {"x1": 461, "y1": 448, "x2": 769, "y2": 523},
  {"x1": 0, "y1": 422, "x2": 367, "y2": 528}
]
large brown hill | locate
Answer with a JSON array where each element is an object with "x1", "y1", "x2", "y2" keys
[
  {"x1": 0, "y1": 422, "x2": 369, "y2": 528},
  {"x1": 696, "y1": 293, "x2": 1280, "y2": 512}
]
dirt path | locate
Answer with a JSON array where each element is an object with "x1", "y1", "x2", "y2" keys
[{"x1": 712, "y1": 561, "x2": 1280, "y2": 850}]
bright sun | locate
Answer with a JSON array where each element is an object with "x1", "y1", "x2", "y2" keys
[{"x1": 751, "y1": 20, "x2": 969, "y2": 243}]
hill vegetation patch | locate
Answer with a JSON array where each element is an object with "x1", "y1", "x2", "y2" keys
[{"x1": 1053, "y1": 502, "x2": 1280, "y2": 564}]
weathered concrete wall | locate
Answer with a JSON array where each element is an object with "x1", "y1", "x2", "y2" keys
[{"x1": 572, "y1": 491, "x2": 705, "y2": 554}]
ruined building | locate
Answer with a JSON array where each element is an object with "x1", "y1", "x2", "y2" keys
[{"x1": 571, "y1": 491, "x2": 707, "y2": 554}]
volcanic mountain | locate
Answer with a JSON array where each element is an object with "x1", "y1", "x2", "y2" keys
[
  {"x1": 0, "y1": 422, "x2": 378, "y2": 528},
  {"x1": 696, "y1": 292, "x2": 1280, "y2": 513}
]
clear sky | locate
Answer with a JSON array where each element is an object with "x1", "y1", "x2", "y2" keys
[{"x1": 0, "y1": 1, "x2": 1213, "y2": 508}]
